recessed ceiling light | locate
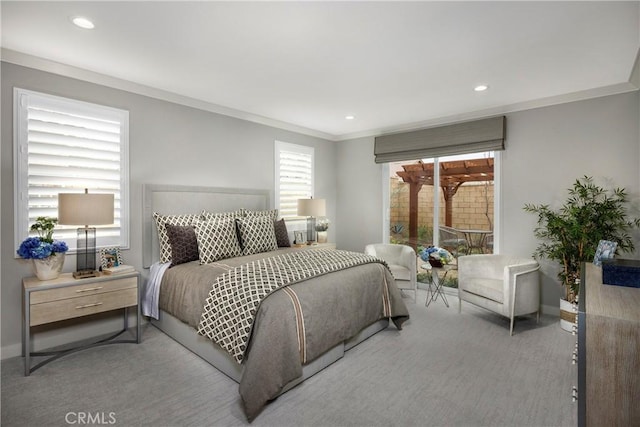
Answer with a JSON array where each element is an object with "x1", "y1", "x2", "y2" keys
[
  {"x1": 474, "y1": 85, "x2": 489, "y2": 92},
  {"x1": 72, "y1": 16, "x2": 95, "y2": 29},
  {"x1": 345, "y1": 115, "x2": 355, "y2": 120}
]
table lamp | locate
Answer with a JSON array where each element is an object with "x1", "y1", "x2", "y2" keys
[
  {"x1": 297, "y1": 198, "x2": 326, "y2": 245},
  {"x1": 58, "y1": 189, "x2": 114, "y2": 278}
]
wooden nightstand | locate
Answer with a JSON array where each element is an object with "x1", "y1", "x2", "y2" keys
[{"x1": 22, "y1": 271, "x2": 141, "y2": 376}]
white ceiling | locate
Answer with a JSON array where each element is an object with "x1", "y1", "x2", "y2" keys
[{"x1": 2, "y1": 1, "x2": 639, "y2": 140}]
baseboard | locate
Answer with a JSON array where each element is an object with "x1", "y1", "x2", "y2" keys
[
  {"x1": 422, "y1": 285, "x2": 561, "y2": 317},
  {"x1": 541, "y1": 303, "x2": 560, "y2": 316},
  {"x1": 2, "y1": 343, "x2": 23, "y2": 360}
]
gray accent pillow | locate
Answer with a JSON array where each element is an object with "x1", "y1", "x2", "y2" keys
[
  {"x1": 274, "y1": 219, "x2": 290, "y2": 247},
  {"x1": 165, "y1": 224, "x2": 199, "y2": 267},
  {"x1": 153, "y1": 212, "x2": 200, "y2": 263}
]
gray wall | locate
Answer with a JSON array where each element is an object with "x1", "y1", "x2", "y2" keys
[
  {"x1": 1, "y1": 62, "x2": 336, "y2": 357},
  {"x1": 335, "y1": 91, "x2": 640, "y2": 311},
  {"x1": 3, "y1": 60, "x2": 639, "y2": 357}
]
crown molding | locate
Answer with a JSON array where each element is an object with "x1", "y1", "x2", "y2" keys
[
  {"x1": 336, "y1": 81, "x2": 638, "y2": 141},
  {"x1": 0, "y1": 48, "x2": 336, "y2": 141},
  {"x1": 3, "y1": 48, "x2": 637, "y2": 144}
]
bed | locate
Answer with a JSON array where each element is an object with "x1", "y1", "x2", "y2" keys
[{"x1": 141, "y1": 184, "x2": 409, "y2": 421}]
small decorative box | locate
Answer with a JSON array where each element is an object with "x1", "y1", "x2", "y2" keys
[{"x1": 601, "y1": 259, "x2": 640, "y2": 288}]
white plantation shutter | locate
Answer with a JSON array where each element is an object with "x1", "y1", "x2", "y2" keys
[
  {"x1": 275, "y1": 141, "x2": 314, "y2": 218},
  {"x1": 14, "y1": 88, "x2": 129, "y2": 253}
]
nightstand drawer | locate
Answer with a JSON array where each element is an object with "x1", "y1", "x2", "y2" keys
[
  {"x1": 30, "y1": 287, "x2": 138, "y2": 326},
  {"x1": 29, "y1": 276, "x2": 137, "y2": 305}
]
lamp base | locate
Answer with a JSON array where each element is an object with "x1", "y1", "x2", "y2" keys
[
  {"x1": 72, "y1": 269, "x2": 99, "y2": 279},
  {"x1": 306, "y1": 216, "x2": 317, "y2": 245},
  {"x1": 75, "y1": 226, "x2": 98, "y2": 279}
]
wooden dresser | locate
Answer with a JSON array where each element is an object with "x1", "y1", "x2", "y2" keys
[{"x1": 578, "y1": 263, "x2": 640, "y2": 426}]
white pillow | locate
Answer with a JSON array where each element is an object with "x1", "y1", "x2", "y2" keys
[
  {"x1": 195, "y1": 217, "x2": 242, "y2": 264},
  {"x1": 236, "y1": 216, "x2": 278, "y2": 256},
  {"x1": 201, "y1": 209, "x2": 243, "y2": 221},
  {"x1": 244, "y1": 209, "x2": 278, "y2": 221}
]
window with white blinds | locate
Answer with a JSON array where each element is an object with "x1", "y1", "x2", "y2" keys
[
  {"x1": 14, "y1": 88, "x2": 130, "y2": 253},
  {"x1": 275, "y1": 141, "x2": 314, "y2": 218}
]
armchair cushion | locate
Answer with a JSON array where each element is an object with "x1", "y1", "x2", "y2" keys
[
  {"x1": 364, "y1": 243, "x2": 417, "y2": 302},
  {"x1": 458, "y1": 254, "x2": 540, "y2": 335},
  {"x1": 463, "y1": 277, "x2": 503, "y2": 304}
]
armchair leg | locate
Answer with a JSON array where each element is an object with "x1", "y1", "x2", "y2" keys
[
  {"x1": 536, "y1": 310, "x2": 540, "y2": 324},
  {"x1": 510, "y1": 317, "x2": 515, "y2": 336},
  {"x1": 458, "y1": 298, "x2": 461, "y2": 313}
]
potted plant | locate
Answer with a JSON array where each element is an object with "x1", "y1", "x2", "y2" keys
[
  {"x1": 17, "y1": 216, "x2": 68, "y2": 280},
  {"x1": 524, "y1": 176, "x2": 640, "y2": 330},
  {"x1": 315, "y1": 217, "x2": 330, "y2": 243}
]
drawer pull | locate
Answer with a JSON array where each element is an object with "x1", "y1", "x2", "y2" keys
[
  {"x1": 75, "y1": 287, "x2": 103, "y2": 293},
  {"x1": 75, "y1": 302, "x2": 103, "y2": 310}
]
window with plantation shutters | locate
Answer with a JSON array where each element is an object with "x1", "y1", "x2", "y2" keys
[
  {"x1": 14, "y1": 88, "x2": 129, "y2": 253},
  {"x1": 275, "y1": 141, "x2": 314, "y2": 218}
]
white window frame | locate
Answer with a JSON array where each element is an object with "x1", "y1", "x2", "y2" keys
[
  {"x1": 274, "y1": 140, "x2": 314, "y2": 219},
  {"x1": 13, "y1": 88, "x2": 130, "y2": 255},
  {"x1": 384, "y1": 151, "x2": 500, "y2": 253}
]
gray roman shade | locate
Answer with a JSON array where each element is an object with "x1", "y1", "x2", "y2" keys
[{"x1": 374, "y1": 116, "x2": 505, "y2": 163}]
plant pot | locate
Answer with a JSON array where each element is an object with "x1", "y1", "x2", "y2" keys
[
  {"x1": 32, "y1": 252, "x2": 65, "y2": 281},
  {"x1": 316, "y1": 231, "x2": 328, "y2": 244},
  {"x1": 559, "y1": 297, "x2": 576, "y2": 332}
]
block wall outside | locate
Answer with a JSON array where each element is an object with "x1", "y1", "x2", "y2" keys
[{"x1": 389, "y1": 178, "x2": 494, "y2": 240}]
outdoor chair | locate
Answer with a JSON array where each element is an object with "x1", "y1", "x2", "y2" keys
[
  {"x1": 458, "y1": 254, "x2": 540, "y2": 335},
  {"x1": 365, "y1": 243, "x2": 417, "y2": 303},
  {"x1": 484, "y1": 233, "x2": 494, "y2": 253},
  {"x1": 439, "y1": 226, "x2": 469, "y2": 256}
]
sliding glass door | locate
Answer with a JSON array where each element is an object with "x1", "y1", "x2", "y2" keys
[{"x1": 386, "y1": 151, "x2": 498, "y2": 284}]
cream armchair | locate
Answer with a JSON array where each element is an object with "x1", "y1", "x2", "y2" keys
[
  {"x1": 458, "y1": 254, "x2": 540, "y2": 335},
  {"x1": 365, "y1": 244, "x2": 417, "y2": 303}
]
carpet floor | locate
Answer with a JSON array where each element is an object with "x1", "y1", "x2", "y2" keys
[{"x1": 1, "y1": 289, "x2": 577, "y2": 427}]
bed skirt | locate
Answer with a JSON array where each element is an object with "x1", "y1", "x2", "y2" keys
[{"x1": 151, "y1": 308, "x2": 389, "y2": 393}]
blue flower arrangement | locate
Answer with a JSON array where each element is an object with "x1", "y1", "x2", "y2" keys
[
  {"x1": 17, "y1": 237, "x2": 68, "y2": 259},
  {"x1": 420, "y1": 246, "x2": 453, "y2": 265},
  {"x1": 16, "y1": 216, "x2": 69, "y2": 260}
]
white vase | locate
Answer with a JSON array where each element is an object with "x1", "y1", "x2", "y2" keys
[
  {"x1": 32, "y1": 252, "x2": 65, "y2": 281},
  {"x1": 317, "y1": 231, "x2": 328, "y2": 243},
  {"x1": 559, "y1": 297, "x2": 577, "y2": 332}
]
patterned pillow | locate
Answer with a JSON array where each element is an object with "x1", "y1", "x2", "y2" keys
[
  {"x1": 201, "y1": 210, "x2": 243, "y2": 221},
  {"x1": 195, "y1": 217, "x2": 242, "y2": 264},
  {"x1": 244, "y1": 209, "x2": 278, "y2": 221},
  {"x1": 165, "y1": 224, "x2": 199, "y2": 267},
  {"x1": 153, "y1": 212, "x2": 200, "y2": 263},
  {"x1": 236, "y1": 216, "x2": 278, "y2": 256},
  {"x1": 274, "y1": 218, "x2": 291, "y2": 247}
]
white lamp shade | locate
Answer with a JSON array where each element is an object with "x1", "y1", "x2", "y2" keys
[
  {"x1": 297, "y1": 198, "x2": 326, "y2": 217},
  {"x1": 58, "y1": 193, "x2": 114, "y2": 226}
]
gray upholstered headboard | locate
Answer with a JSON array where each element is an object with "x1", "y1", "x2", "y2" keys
[{"x1": 142, "y1": 184, "x2": 270, "y2": 268}]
